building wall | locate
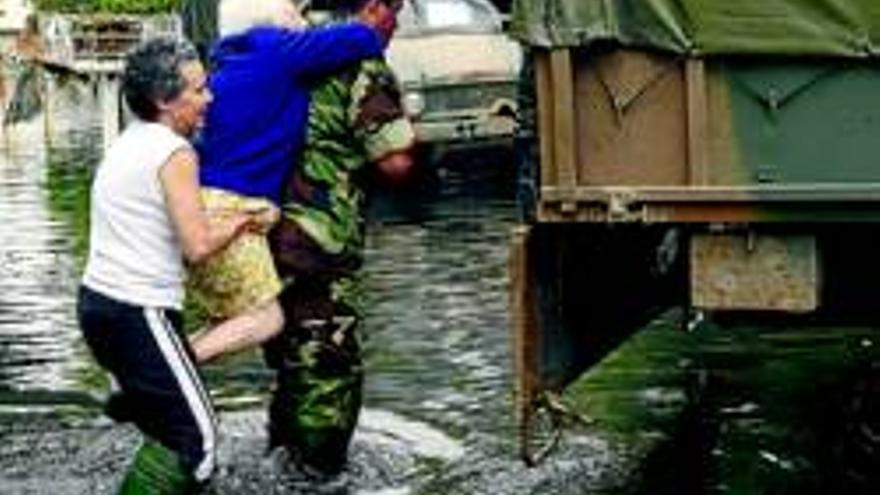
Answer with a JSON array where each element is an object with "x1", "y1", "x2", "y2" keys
[{"x1": 0, "y1": 0, "x2": 32, "y2": 34}]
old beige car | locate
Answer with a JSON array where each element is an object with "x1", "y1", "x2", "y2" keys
[{"x1": 387, "y1": 0, "x2": 521, "y2": 156}]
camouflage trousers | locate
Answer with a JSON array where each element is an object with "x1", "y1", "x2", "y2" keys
[{"x1": 262, "y1": 275, "x2": 363, "y2": 475}]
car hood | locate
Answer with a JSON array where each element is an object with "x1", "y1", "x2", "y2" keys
[{"x1": 387, "y1": 33, "x2": 522, "y2": 86}]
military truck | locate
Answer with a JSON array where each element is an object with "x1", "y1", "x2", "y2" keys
[{"x1": 508, "y1": 0, "x2": 880, "y2": 464}]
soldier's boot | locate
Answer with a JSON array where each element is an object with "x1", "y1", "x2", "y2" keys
[{"x1": 117, "y1": 438, "x2": 196, "y2": 495}]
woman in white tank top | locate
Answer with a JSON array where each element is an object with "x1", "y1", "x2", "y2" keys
[{"x1": 78, "y1": 38, "x2": 271, "y2": 493}]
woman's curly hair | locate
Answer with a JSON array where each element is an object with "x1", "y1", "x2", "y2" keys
[{"x1": 122, "y1": 37, "x2": 199, "y2": 121}]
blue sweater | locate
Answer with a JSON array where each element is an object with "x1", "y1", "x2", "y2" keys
[{"x1": 197, "y1": 24, "x2": 384, "y2": 205}]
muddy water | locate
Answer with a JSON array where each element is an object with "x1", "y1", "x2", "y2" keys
[{"x1": 0, "y1": 80, "x2": 877, "y2": 494}]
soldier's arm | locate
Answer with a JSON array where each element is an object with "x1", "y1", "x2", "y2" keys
[
  {"x1": 374, "y1": 150, "x2": 413, "y2": 185},
  {"x1": 352, "y1": 60, "x2": 416, "y2": 184},
  {"x1": 159, "y1": 148, "x2": 257, "y2": 264}
]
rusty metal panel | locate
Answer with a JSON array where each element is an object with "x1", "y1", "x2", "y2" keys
[
  {"x1": 573, "y1": 49, "x2": 687, "y2": 187},
  {"x1": 508, "y1": 225, "x2": 540, "y2": 459},
  {"x1": 550, "y1": 49, "x2": 578, "y2": 191},
  {"x1": 691, "y1": 233, "x2": 819, "y2": 312},
  {"x1": 685, "y1": 59, "x2": 709, "y2": 186},
  {"x1": 534, "y1": 50, "x2": 557, "y2": 191}
]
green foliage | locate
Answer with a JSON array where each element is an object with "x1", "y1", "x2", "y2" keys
[{"x1": 34, "y1": 0, "x2": 180, "y2": 14}]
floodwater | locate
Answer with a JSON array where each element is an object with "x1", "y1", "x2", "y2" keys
[{"x1": 0, "y1": 79, "x2": 877, "y2": 494}]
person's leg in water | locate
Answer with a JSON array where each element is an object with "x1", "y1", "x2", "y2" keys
[
  {"x1": 102, "y1": 299, "x2": 283, "y2": 425},
  {"x1": 78, "y1": 287, "x2": 218, "y2": 493},
  {"x1": 190, "y1": 298, "x2": 284, "y2": 363},
  {"x1": 263, "y1": 276, "x2": 364, "y2": 476},
  {"x1": 102, "y1": 251, "x2": 285, "y2": 421}
]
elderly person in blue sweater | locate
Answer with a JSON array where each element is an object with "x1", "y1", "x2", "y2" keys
[{"x1": 187, "y1": 0, "x2": 386, "y2": 363}]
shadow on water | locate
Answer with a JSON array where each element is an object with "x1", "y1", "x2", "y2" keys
[
  {"x1": 0, "y1": 130, "x2": 84, "y2": 400},
  {"x1": 608, "y1": 317, "x2": 880, "y2": 495}
]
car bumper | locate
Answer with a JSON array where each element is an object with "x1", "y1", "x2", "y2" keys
[{"x1": 414, "y1": 114, "x2": 516, "y2": 148}]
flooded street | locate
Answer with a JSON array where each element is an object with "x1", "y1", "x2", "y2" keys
[
  {"x1": 0, "y1": 82, "x2": 877, "y2": 494},
  {"x1": 0, "y1": 84, "x2": 627, "y2": 493},
  {"x1": 0, "y1": 123, "x2": 84, "y2": 403}
]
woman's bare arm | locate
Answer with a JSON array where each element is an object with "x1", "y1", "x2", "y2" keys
[{"x1": 159, "y1": 147, "x2": 253, "y2": 264}]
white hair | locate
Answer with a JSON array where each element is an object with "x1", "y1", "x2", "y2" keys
[{"x1": 218, "y1": 0, "x2": 305, "y2": 37}]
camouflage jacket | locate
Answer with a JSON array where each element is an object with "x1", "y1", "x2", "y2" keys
[{"x1": 279, "y1": 57, "x2": 415, "y2": 266}]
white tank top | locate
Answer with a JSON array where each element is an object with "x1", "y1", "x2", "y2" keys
[{"x1": 82, "y1": 121, "x2": 190, "y2": 309}]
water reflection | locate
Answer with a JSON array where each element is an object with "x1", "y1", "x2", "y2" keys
[
  {"x1": 0, "y1": 133, "x2": 81, "y2": 393},
  {"x1": 562, "y1": 315, "x2": 879, "y2": 495},
  {"x1": 363, "y1": 167, "x2": 518, "y2": 438},
  {"x1": 0, "y1": 79, "x2": 103, "y2": 404}
]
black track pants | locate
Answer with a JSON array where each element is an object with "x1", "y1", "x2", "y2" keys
[{"x1": 77, "y1": 285, "x2": 218, "y2": 482}]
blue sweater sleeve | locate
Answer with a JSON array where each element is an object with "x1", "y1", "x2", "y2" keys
[{"x1": 277, "y1": 23, "x2": 384, "y2": 80}]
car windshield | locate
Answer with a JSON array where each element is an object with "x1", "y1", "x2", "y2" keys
[{"x1": 398, "y1": 0, "x2": 500, "y2": 34}]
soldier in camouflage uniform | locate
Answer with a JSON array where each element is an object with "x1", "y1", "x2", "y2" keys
[{"x1": 266, "y1": 0, "x2": 413, "y2": 475}]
